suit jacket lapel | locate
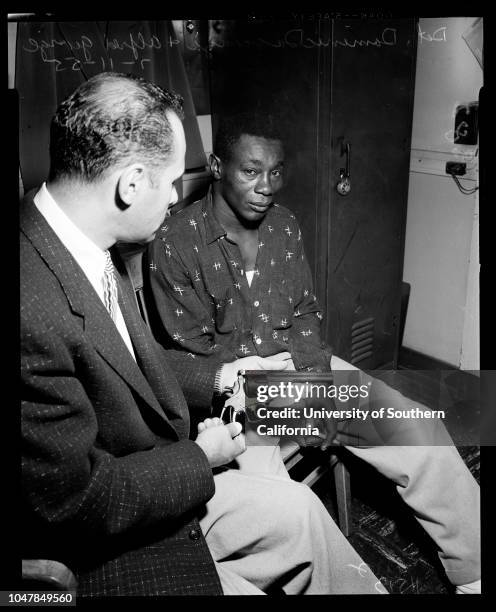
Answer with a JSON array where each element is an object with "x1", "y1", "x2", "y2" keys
[
  {"x1": 114, "y1": 258, "x2": 191, "y2": 439},
  {"x1": 20, "y1": 196, "x2": 181, "y2": 434}
]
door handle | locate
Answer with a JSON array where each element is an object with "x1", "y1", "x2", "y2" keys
[{"x1": 336, "y1": 141, "x2": 351, "y2": 196}]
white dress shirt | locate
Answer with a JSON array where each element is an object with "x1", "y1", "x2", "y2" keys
[{"x1": 34, "y1": 183, "x2": 136, "y2": 359}]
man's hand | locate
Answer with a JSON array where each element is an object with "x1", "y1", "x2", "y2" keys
[
  {"x1": 302, "y1": 396, "x2": 339, "y2": 450},
  {"x1": 266, "y1": 352, "x2": 296, "y2": 371},
  {"x1": 194, "y1": 417, "x2": 246, "y2": 468},
  {"x1": 287, "y1": 392, "x2": 339, "y2": 450},
  {"x1": 291, "y1": 415, "x2": 338, "y2": 450},
  {"x1": 293, "y1": 415, "x2": 326, "y2": 448},
  {"x1": 318, "y1": 416, "x2": 339, "y2": 450},
  {"x1": 219, "y1": 353, "x2": 291, "y2": 391}
]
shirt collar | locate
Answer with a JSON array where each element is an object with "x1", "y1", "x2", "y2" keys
[
  {"x1": 203, "y1": 186, "x2": 227, "y2": 245},
  {"x1": 33, "y1": 182, "x2": 107, "y2": 279}
]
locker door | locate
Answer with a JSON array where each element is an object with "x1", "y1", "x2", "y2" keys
[{"x1": 326, "y1": 18, "x2": 417, "y2": 368}]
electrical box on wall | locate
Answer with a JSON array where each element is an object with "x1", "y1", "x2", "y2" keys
[{"x1": 454, "y1": 102, "x2": 478, "y2": 145}]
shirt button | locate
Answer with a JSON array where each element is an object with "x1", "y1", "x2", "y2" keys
[
  {"x1": 188, "y1": 528, "x2": 201, "y2": 541},
  {"x1": 255, "y1": 337, "x2": 262, "y2": 345},
  {"x1": 254, "y1": 300, "x2": 260, "y2": 307}
]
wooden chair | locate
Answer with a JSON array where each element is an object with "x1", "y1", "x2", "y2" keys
[{"x1": 280, "y1": 440, "x2": 352, "y2": 536}]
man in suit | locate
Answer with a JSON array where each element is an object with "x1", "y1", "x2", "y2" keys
[{"x1": 21, "y1": 72, "x2": 385, "y2": 596}]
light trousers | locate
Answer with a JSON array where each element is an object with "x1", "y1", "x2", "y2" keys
[
  {"x1": 207, "y1": 354, "x2": 480, "y2": 592},
  {"x1": 200, "y1": 453, "x2": 387, "y2": 595},
  {"x1": 330, "y1": 355, "x2": 480, "y2": 586}
]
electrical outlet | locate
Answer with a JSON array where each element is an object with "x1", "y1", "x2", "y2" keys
[{"x1": 446, "y1": 162, "x2": 467, "y2": 176}]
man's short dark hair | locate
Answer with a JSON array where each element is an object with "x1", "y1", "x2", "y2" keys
[
  {"x1": 214, "y1": 112, "x2": 284, "y2": 163},
  {"x1": 49, "y1": 72, "x2": 184, "y2": 183}
]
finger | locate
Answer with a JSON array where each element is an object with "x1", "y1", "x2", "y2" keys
[
  {"x1": 285, "y1": 359, "x2": 296, "y2": 371},
  {"x1": 321, "y1": 433, "x2": 337, "y2": 450},
  {"x1": 203, "y1": 418, "x2": 214, "y2": 428},
  {"x1": 232, "y1": 432, "x2": 246, "y2": 454},
  {"x1": 226, "y1": 421, "x2": 243, "y2": 439},
  {"x1": 197, "y1": 422, "x2": 206, "y2": 433},
  {"x1": 259, "y1": 359, "x2": 289, "y2": 371},
  {"x1": 324, "y1": 422, "x2": 338, "y2": 442},
  {"x1": 266, "y1": 352, "x2": 292, "y2": 361},
  {"x1": 320, "y1": 437, "x2": 334, "y2": 451},
  {"x1": 212, "y1": 417, "x2": 223, "y2": 426}
]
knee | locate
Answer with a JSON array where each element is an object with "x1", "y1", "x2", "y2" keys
[{"x1": 279, "y1": 482, "x2": 331, "y2": 529}]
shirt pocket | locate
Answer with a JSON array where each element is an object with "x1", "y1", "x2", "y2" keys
[{"x1": 210, "y1": 287, "x2": 239, "y2": 335}]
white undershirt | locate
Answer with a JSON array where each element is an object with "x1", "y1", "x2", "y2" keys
[
  {"x1": 245, "y1": 270, "x2": 255, "y2": 287},
  {"x1": 33, "y1": 183, "x2": 136, "y2": 359}
]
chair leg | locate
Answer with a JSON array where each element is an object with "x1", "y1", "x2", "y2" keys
[{"x1": 331, "y1": 459, "x2": 353, "y2": 537}]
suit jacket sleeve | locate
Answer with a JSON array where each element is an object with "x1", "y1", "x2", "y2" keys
[
  {"x1": 160, "y1": 345, "x2": 220, "y2": 409},
  {"x1": 115, "y1": 261, "x2": 221, "y2": 410},
  {"x1": 21, "y1": 312, "x2": 215, "y2": 539}
]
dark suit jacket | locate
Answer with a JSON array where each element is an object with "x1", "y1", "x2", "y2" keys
[{"x1": 20, "y1": 193, "x2": 223, "y2": 596}]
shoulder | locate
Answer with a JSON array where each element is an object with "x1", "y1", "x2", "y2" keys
[
  {"x1": 21, "y1": 240, "x2": 71, "y2": 342},
  {"x1": 269, "y1": 203, "x2": 301, "y2": 230},
  {"x1": 154, "y1": 199, "x2": 204, "y2": 248},
  {"x1": 20, "y1": 231, "x2": 49, "y2": 289},
  {"x1": 164, "y1": 200, "x2": 204, "y2": 233}
]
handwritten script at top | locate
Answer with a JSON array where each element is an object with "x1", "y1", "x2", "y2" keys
[
  {"x1": 417, "y1": 24, "x2": 447, "y2": 44},
  {"x1": 22, "y1": 32, "x2": 168, "y2": 72},
  {"x1": 22, "y1": 27, "x2": 399, "y2": 72},
  {"x1": 247, "y1": 28, "x2": 397, "y2": 49}
]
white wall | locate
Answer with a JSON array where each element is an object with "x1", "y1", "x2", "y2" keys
[{"x1": 403, "y1": 17, "x2": 482, "y2": 368}]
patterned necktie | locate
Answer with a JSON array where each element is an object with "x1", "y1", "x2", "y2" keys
[{"x1": 103, "y1": 250, "x2": 119, "y2": 322}]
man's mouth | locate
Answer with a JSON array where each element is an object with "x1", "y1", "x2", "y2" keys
[{"x1": 249, "y1": 202, "x2": 271, "y2": 213}]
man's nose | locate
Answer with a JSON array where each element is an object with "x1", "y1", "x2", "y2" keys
[{"x1": 255, "y1": 173, "x2": 272, "y2": 195}]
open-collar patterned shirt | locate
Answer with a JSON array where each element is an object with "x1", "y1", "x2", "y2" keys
[{"x1": 146, "y1": 188, "x2": 332, "y2": 372}]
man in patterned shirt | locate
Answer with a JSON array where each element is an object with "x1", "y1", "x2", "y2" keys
[
  {"x1": 146, "y1": 112, "x2": 481, "y2": 594},
  {"x1": 146, "y1": 115, "x2": 329, "y2": 373}
]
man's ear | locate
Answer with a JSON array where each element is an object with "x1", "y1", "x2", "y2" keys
[
  {"x1": 116, "y1": 164, "x2": 146, "y2": 206},
  {"x1": 209, "y1": 153, "x2": 223, "y2": 180}
]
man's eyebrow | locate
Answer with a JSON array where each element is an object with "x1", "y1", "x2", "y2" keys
[{"x1": 243, "y1": 159, "x2": 285, "y2": 166}]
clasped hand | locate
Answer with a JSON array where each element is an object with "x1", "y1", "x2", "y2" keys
[
  {"x1": 219, "y1": 351, "x2": 293, "y2": 391},
  {"x1": 194, "y1": 417, "x2": 246, "y2": 468}
]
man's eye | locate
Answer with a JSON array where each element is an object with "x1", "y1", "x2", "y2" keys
[
  {"x1": 244, "y1": 169, "x2": 257, "y2": 176},
  {"x1": 272, "y1": 169, "x2": 283, "y2": 177}
]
